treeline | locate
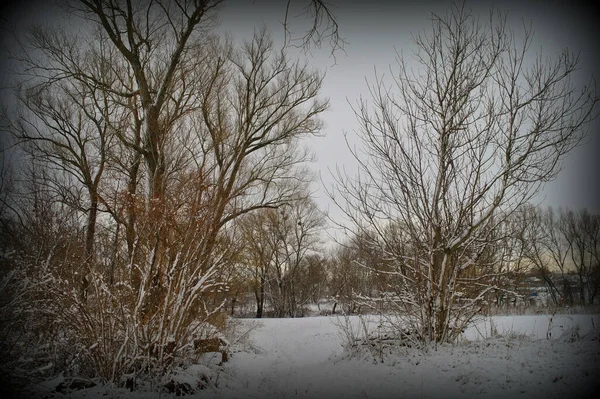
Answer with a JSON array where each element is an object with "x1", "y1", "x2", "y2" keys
[
  {"x1": 223, "y1": 204, "x2": 599, "y2": 318},
  {"x1": 523, "y1": 206, "x2": 599, "y2": 306}
]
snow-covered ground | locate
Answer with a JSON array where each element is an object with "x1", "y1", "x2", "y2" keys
[{"x1": 30, "y1": 313, "x2": 600, "y2": 398}]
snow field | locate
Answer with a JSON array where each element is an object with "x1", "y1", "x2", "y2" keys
[
  {"x1": 197, "y1": 314, "x2": 600, "y2": 399},
  {"x1": 32, "y1": 313, "x2": 600, "y2": 398}
]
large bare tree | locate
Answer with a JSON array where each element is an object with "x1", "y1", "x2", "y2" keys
[
  {"x1": 332, "y1": 3, "x2": 597, "y2": 345},
  {"x1": 3, "y1": 2, "x2": 332, "y2": 384}
]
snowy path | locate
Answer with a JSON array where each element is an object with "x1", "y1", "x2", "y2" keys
[{"x1": 220, "y1": 317, "x2": 348, "y2": 398}]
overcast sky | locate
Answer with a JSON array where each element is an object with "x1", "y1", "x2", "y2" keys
[
  {"x1": 1, "y1": 0, "x2": 599, "y2": 225},
  {"x1": 217, "y1": 0, "x2": 600, "y2": 218}
]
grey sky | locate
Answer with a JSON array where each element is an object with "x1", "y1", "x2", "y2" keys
[
  {"x1": 1, "y1": 0, "x2": 598, "y2": 223},
  {"x1": 216, "y1": 0, "x2": 600, "y2": 216}
]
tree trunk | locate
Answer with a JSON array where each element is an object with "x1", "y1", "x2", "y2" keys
[
  {"x1": 81, "y1": 191, "x2": 98, "y2": 302},
  {"x1": 255, "y1": 288, "x2": 263, "y2": 318},
  {"x1": 85, "y1": 193, "x2": 98, "y2": 257}
]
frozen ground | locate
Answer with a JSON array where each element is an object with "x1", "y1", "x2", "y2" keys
[{"x1": 29, "y1": 313, "x2": 600, "y2": 398}]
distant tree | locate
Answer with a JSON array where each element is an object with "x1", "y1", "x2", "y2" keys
[
  {"x1": 299, "y1": 254, "x2": 328, "y2": 305},
  {"x1": 327, "y1": 231, "x2": 391, "y2": 314},
  {"x1": 564, "y1": 209, "x2": 600, "y2": 304},
  {"x1": 525, "y1": 207, "x2": 600, "y2": 305},
  {"x1": 331, "y1": 3, "x2": 597, "y2": 345},
  {"x1": 239, "y1": 208, "x2": 279, "y2": 318},
  {"x1": 522, "y1": 206, "x2": 569, "y2": 305},
  {"x1": 239, "y1": 196, "x2": 325, "y2": 317}
]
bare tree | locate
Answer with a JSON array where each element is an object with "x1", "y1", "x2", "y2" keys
[
  {"x1": 1, "y1": 0, "x2": 340, "y2": 389},
  {"x1": 238, "y1": 208, "x2": 279, "y2": 318},
  {"x1": 12, "y1": 0, "x2": 338, "y2": 283},
  {"x1": 522, "y1": 206, "x2": 567, "y2": 305},
  {"x1": 282, "y1": 0, "x2": 346, "y2": 58},
  {"x1": 564, "y1": 209, "x2": 600, "y2": 304},
  {"x1": 485, "y1": 209, "x2": 530, "y2": 308},
  {"x1": 239, "y1": 195, "x2": 325, "y2": 318},
  {"x1": 11, "y1": 73, "x2": 116, "y2": 299},
  {"x1": 327, "y1": 241, "x2": 362, "y2": 314},
  {"x1": 566, "y1": 209, "x2": 589, "y2": 304},
  {"x1": 5, "y1": 26, "x2": 327, "y2": 385},
  {"x1": 64, "y1": 0, "x2": 220, "y2": 205},
  {"x1": 522, "y1": 206, "x2": 600, "y2": 306},
  {"x1": 326, "y1": 230, "x2": 393, "y2": 315},
  {"x1": 331, "y1": 3, "x2": 597, "y2": 345},
  {"x1": 271, "y1": 197, "x2": 325, "y2": 317}
]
